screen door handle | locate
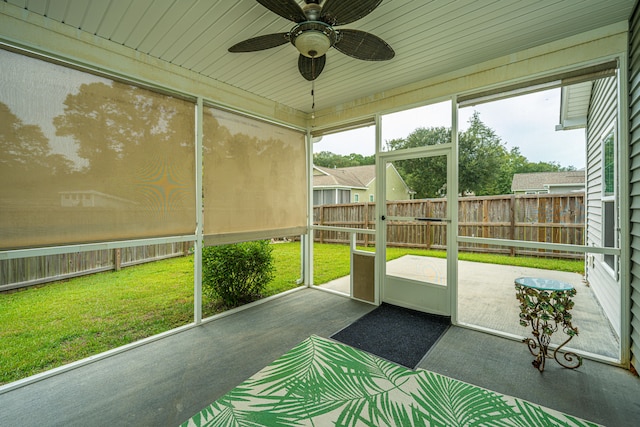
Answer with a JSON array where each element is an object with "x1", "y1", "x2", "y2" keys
[{"x1": 415, "y1": 217, "x2": 449, "y2": 222}]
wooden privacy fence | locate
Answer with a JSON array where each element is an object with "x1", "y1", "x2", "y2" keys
[
  {"x1": 0, "y1": 242, "x2": 191, "y2": 292},
  {"x1": 313, "y1": 193, "x2": 585, "y2": 259},
  {"x1": 2, "y1": 193, "x2": 583, "y2": 290}
]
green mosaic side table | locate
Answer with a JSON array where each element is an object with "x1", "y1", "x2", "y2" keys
[{"x1": 515, "y1": 277, "x2": 583, "y2": 372}]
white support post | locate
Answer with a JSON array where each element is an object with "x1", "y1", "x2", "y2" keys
[
  {"x1": 374, "y1": 113, "x2": 383, "y2": 305},
  {"x1": 194, "y1": 97, "x2": 204, "y2": 324},
  {"x1": 305, "y1": 129, "x2": 314, "y2": 287},
  {"x1": 449, "y1": 95, "x2": 460, "y2": 324}
]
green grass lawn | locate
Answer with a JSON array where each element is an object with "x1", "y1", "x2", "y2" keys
[{"x1": 0, "y1": 242, "x2": 583, "y2": 385}]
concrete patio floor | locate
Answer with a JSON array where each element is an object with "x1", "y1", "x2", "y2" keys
[
  {"x1": 1, "y1": 288, "x2": 637, "y2": 426},
  {"x1": 319, "y1": 255, "x2": 620, "y2": 361}
]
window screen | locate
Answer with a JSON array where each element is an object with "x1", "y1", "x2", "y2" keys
[
  {"x1": 0, "y1": 49, "x2": 196, "y2": 250},
  {"x1": 202, "y1": 107, "x2": 307, "y2": 242}
]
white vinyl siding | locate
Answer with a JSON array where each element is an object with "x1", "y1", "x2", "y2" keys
[
  {"x1": 628, "y1": 3, "x2": 640, "y2": 370},
  {"x1": 585, "y1": 75, "x2": 620, "y2": 337}
]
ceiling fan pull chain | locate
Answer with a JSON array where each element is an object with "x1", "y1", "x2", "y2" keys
[{"x1": 311, "y1": 78, "x2": 316, "y2": 119}]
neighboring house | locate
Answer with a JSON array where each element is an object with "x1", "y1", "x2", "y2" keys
[
  {"x1": 510, "y1": 171, "x2": 585, "y2": 194},
  {"x1": 59, "y1": 190, "x2": 137, "y2": 208},
  {"x1": 313, "y1": 164, "x2": 412, "y2": 205},
  {"x1": 557, "y1": 73, "x2": 621, "y2": 337}
]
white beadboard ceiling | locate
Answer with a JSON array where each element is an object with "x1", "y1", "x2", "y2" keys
[{"x1": 3, "y1": 0, "x2": 635, "y2": 113}]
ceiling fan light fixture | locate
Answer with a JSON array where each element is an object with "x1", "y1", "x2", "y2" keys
[{"x1": 294, "y1": 30, "x2": 331, "y2": 58}]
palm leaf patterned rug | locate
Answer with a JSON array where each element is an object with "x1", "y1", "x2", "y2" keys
[{"x1": 182, "y1": 335, "x2": 601, "y2": 427}]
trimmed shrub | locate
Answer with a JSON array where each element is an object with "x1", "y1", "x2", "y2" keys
[{"x1": 202, "y1": 240, "x2": 274, "y2": 307}]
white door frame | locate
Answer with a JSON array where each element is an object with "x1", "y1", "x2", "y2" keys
[{"x1": 375, "y1": 142, "x2": 458, "y2": 317}]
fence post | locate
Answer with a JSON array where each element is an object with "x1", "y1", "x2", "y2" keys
[
  {"x1": 319, "y1": 205, "x2": 325, "y2": 244},
  {"x1": 114, "y1": 248, "x2": 121, "y2": 271},
  {"x1": 538, "y1": 196, "x2": 547, "y2": 253},
  {"x1": 482, "y1": 198, "x2": 489, "y2": 249},
  {"x1": 363, "y1": 202, "x2": 369, "y2": 247},
  {"x1": 510, "y1": 195, "x2": 516, "y2": 257},
  {"x1": 425, "y1": 200, "x2": 431, "y2": 249}
]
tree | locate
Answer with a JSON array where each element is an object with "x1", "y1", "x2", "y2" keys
[
  {"x1": 458, "y1": 112, "x2": 507, "y2": 196},
  {"x1": 0, "y1": 102, "x2": 73, "y2": 196},
  {"x1": 313, "y1": 151, "x2": 375, "y2": 168},
  {"x1": 53, "y1": 81, "x2": 195, "y2": 202},
  {"x1": 387, "y1": 115, "x2": 508, "y2": 197},
  {"x1": 385, "y1": 127, "x2": 451, "y2": 198},
  {"x1": 382, "y1": 112, "x2": 577, "y2": 197}
]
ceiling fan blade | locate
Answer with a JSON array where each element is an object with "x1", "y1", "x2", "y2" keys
[
  {"x1": 256, "y1": 0, "x2": 306, "y2": 22},
  {"x1": 334, "y1": 29, "x2": 394, "y2": 61},
  {"x1": 228, "y1": 33, "x2": 290, "y2": 52},
  {"x1": 320, "y1": 0, "x2": 383, "y2": 26},
  {"x1": 298, "y1": 54, "x2": 326, "y2": 81}
]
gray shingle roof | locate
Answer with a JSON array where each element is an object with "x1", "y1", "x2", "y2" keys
[
  {"x1": 511, "y1": 171, "x2": 585, "y2": 192},
  {"x1": 313, "y1": 165, "x2": 376, "y2": 188}
]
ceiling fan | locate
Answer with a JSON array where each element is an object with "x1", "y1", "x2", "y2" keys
[{"x1": 228, "y1": 0, "x2": 395, "y2": 81}]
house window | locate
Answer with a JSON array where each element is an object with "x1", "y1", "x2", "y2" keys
[
  {"x1": 338, "y1": 190, "x2": 350, "y2": 204},
  {"x1": 313, "y1": 189, "x2": 350, "y2": 205},
  {"x1": 323, "y1": 190, "x2": 335, "y2": 205},
  {"x1": 369, "y1": 194, "x2": 374, "y2": 202},
  {"x1": 354, "y1": 194, "x2": 359, "y2": 202},
  {"x1": 603, "y1": 131, "x2": 615, "y2": 197},
  {"x1": 601, "y1": 127, "x2": 617, "y2": 274}
]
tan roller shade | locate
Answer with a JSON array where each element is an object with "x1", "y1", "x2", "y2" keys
[
  {"x1": 0, "y1": 49, "x2": 196, "y2": 249},
  {"x1": 203, "y1": 107, "x2": 307, "y2": 244}
]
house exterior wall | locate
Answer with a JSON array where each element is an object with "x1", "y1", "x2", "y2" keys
[
  {"x1": 585, "y1": 75, "x2": 620, "y2": 337},
  {"x1": 513, "y1": 186, "x2": 583, "y2": 195},
  {"x1": 385, "y1": 167, "x2": 411, "y2": 201},
  {"x1": 352, "y1": 166, "x2": 411, "y2": 203},
  {"x1": 352, "y1": 187, "x2": 373, "y2": 203},
  {"x1": 546, "y1": 185, "x2": 584, "y2": 194},
  {"x1": 628, "y1": 3, "x2": 640, "y2": 370},
  {"x1": 311, "y1": 165, "x2": 410, "y2": 204}
]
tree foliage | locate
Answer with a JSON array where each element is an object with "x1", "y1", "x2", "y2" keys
[
  {"x1": 52, "y1": 81, "x2": 195, "y2": 200},
  {"x1": 0, "y1": 102, "x2": 74, "y2": 197},
  {"x1": 385, "y1": 112, "x2": 577, "y2": 197},
  {"x1": 314, "y1": 151, "x2": 375, "y2": 168}
]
